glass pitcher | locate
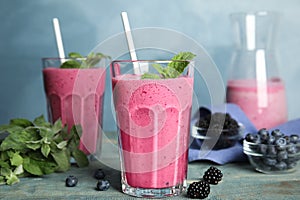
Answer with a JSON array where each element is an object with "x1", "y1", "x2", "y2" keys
[{"x1": 226, "y1": 11, "x2": 288, "y2": 129}]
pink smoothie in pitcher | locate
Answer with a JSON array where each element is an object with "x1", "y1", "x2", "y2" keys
[
  {"x1": 43, "y1": 68, "x2": 105, "y2": 154},
  {"x1": 112, "y1": 75, "x2": 193, "y2": 188},
  {"x1": 226, "y1": 78, "x2": 287, "y2": 129}
]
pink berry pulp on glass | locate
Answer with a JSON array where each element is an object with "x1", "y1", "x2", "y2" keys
[
  {"x1": 43, "y1": 68, "x2": 105, "y2": 154},
  {"x1": 112, "y1": 74, "x2": 193, "y2": 188}
]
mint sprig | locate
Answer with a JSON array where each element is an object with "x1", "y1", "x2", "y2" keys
[
  {"x1": 141, "y1": 52, "x2": 196, "y2": 79},
  {"x1": 60, "y1": 52, "x2": 111, "y2": 69},
  {"x1": 0, "y1": 115, "x2": 88, "y2": 185}
]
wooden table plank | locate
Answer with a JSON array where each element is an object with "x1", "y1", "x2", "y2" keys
[{"x1": 1, "y1": 159, "x2": 299, "y2": 199}]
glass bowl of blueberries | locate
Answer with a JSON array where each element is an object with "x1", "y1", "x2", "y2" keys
[
  {"x1": 243, "y1": 129, "x2": 300, "y2": 174},
  {"x1": 191, "y1": 113, "x2": 244, "y2": 150}
]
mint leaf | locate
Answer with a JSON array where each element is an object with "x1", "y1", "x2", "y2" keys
[
  {"x1": 141, "y1": 73, "x2": 161, "y2": 79},
  {"x1": 0, "y1": 130, "x2": 39, "y2": 152},
  {"x1": 13, "y1": 165, "x2": 24, "y2": 175},
  {"x1": 82, "y1": 52, "x2": 111, "y2": 68},
  {"x1": 0, "y1": 116, "x2": 89, "y2": 185},
  {"x1": 9, "y1": 118, "x2": 33, "y2": 128},
  {"x1": 168, "y1": 52, "x2": 196, "y2": 74},
  {"x1": 0, "y1": 160, "x2": 10, "y2": 169},
  {"x1": 41, "y1": 143, "x2": 51, "y2": 158},
  {"x1": 33, "y1": 115, "x2": 51, "y2": 128},
  {"x1": 10, "y1": 152, "x2": 23, "y2": 166},
  {"x1": 56, "y1": 141, "x2": 67, "y2": 149},
  {"x1": 0, "y1": 167, "x2": 20, "y2": 185},
  {"x1": 68, "y1": 125, "x2": 89, "y2": 167},
  {"x1": 23, "y1": 156, "x2": 57, "y2": 175},
  {"x1": 51, "y1": 150, "x2": 70, "y2": 172},
  {"x1": 141, "y1": 52, "x2": 196, "y2": 79},
  {"x1": 25, "y1": 140, "x2": 41, "y2": 151},
  {"x1": 52, "y1": 119, "x2": 62, "y2": 134},
  {"x1": 71, "y1": 149, "x2": 89, "y2": 168},
  {"x1": 60, "y1": 52, "x2": 111, "y2": 69},
  {"x1": 0, "y1": 176, "x2": 5, "y2": 185},
  {"x1": 68, "y1": 52, "x2": 83, "y2": 58},
  {"x1": 60, "y1": 60, "x2": 81, "y2": 69}
]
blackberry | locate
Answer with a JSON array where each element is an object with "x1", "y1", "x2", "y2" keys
[
  {"x1": 197, "y1": 112, "x2": 239, "y2": 131},
  {"x1": 197, "y1": 112, "x2": 240, "y2": 149},
  {"x1": 187, "y1": 180, "x2": 210, "y2": 199},
  {"x1": 203, "y1": 166, "x2": 223, "y2": 185}
]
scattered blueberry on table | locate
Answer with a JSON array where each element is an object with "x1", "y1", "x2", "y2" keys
[
  {"x1": 65, "y1": 175, "x2": 78, "y2": 187},
  {"x1": 93, "y1": 168, "x2": 106, "y2": 180},
  {"x1": 96, "y1": 180, "x2": 110, "y2": 191}
]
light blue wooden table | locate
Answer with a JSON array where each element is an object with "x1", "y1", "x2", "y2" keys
[
  {"x1": 1, "y1": 132, "x2": 300, "y2": 200},
  {"x1": 1, "y1": 160, "x2": 300, "y2": 199}
]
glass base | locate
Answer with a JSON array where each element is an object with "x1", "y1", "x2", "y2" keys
[{"x1": 121, "y1": 180, "x2": 186, "y2": 198}]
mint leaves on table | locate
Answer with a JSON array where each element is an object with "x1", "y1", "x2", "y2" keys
[
  {"x1": 141, "y1": 52, "x2": 196, "y2": 79},
  {"x1": 0, "y1": 115, "x2": 88, "y2": 185},
  {"x1": 60, "y1": 52, "x2": 111, "y2": 69}
]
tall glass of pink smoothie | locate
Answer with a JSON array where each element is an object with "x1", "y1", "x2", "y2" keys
[
  {"x1": 110, "y1": 60, "x2": 194, "y2": 198},
  {"x1": 42, "y1": 57, "x2": 106, "y2": 155}
]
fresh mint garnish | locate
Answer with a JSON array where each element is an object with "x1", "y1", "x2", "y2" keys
[
  {"x1": 141, "y1": 52, "x2": 196, "y2": 79},
  {"x1": 0, "y1": 115, "x2": 88, "y2": 185},
  {"x1": 60, "y1": 52, "x2": 111, "y2": 69}
]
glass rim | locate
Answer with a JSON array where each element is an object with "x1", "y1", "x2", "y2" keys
[
  {"x1": 42, "y1": 57, "x2": 87, "y2": 61},
  {"x1": 111, "y1": 59, "x2": 195, "y2": 64},
  {"x1": 230, "y1": 10, "x2": 280, "y2": 18}
]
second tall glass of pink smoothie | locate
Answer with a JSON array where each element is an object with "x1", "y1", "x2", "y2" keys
[
  {"x1": 42, "y1": 57, "x2": 106, "y2": 155},
  {"x1": 110, "y1": 60, "x2": 194, "y2": 198}
]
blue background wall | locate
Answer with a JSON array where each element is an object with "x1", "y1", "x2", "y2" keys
[{"x1": 0, "y1": 0, "x2": 299, "y2": 131}]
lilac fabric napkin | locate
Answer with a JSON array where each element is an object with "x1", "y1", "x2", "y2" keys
[{"x1": 188, "y1": 103, "x2": 300, "y2": 164}]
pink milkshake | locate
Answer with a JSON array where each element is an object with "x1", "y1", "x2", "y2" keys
[
  {"x1": 226, "y1": 78, "x2": 287, "y2": 129},
  {"x1": 43, "y1": 67, "x2": 105, "y2": 154},
  {"x1": 112, "y1": 74, "x2": 193, "y2": 191}
]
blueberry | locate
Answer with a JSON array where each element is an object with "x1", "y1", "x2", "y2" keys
[
  {"x1": 245, "y1": 133, "x2": 255, "y2": 142},
  {"x1": 259, "y1": 144, "x2": 268, "y2": 154},
  {"x1": 275, "y1": 137, "x2": 287, "y2": 150},
  {"x1": 258, "y1": 128, "x2": 269, "y2": 143},
  {"x1": 289, "y1": 134, "x2": 300, "y2": 144},
  {"x1": 287, "y1": 162, "x2": 297, "y2": 169},
  {"x1": 283, "y1": 136, "x2": 291, "y2": 144},
  {"x1": 94, "y1": 169, "x2": 106, "y2": 180},
  {"x1": 263, "y1": 158, "x2": 277, "y2": 166},
  {"x1": 65, "y1": 175, "x2": 78, "y2": 187},
  {"x1": 271, "y1": 129, "x2": 283, "y2": 138},
  {"x1": 267, "y1": 135, "x2": 276, "y2": 145},
  {"x1": 267, "y1": 145, "x2": 277, "y2": 156},
  {"x1": 96, "y1": 180, "x2": 110, "y2": 191},
  {"x1": 253, "y1": 134, "x2": 261, "y2": 144},
  {"x1": 277, "y1": 150, "x2": 288, "y2": 161},
  {"x1": 287, "y1": 145, "x2": 297, "y2": 154},
  {"x1": 275, "y1": 161, "x2": 287, "y2": 170}
]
